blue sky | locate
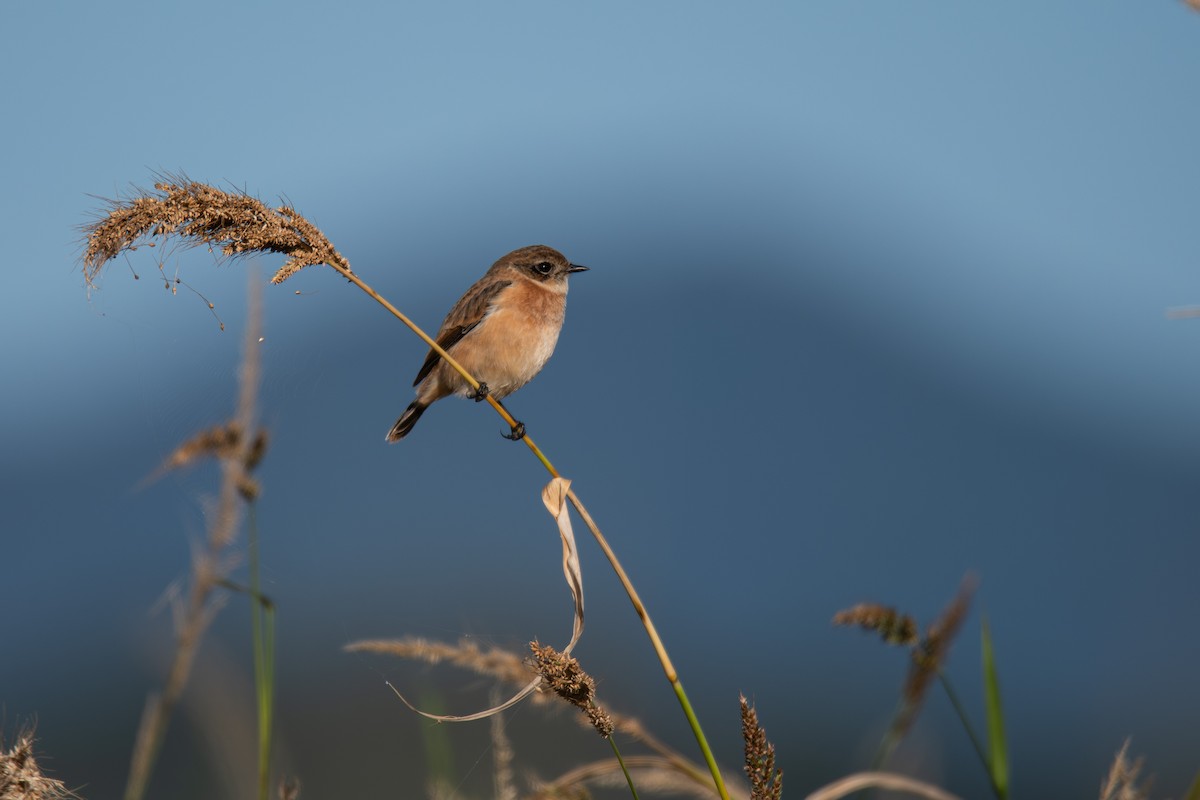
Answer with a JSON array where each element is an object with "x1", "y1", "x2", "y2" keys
[{"x1": 3, "y1": 3, "x2": 1200, "y2": 798}]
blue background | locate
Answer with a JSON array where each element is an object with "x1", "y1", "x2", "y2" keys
[{"x1": 3, "y1": 3, "x2": 1199, "y2": 798}]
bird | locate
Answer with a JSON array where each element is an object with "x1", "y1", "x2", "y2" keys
[{"x1": 386, "y1": 244, "x2": 588, "y2": 442}]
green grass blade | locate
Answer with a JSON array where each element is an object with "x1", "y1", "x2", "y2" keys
[
  {"x1": 418, "y1": 691, "x2": 455, "y2": 787},
  {"x1": 1183, "y1": 768, "x2": 1200, "y2": 800},
  {"x1": 248, "y1": 505, "x2": 275, "y2": 800},
  {"x1": 609, "y1": 736, "x2": 642, "y2": 800},
  {"x1": 981, "y1": 617, "x2": 1009, "y2": 799}
]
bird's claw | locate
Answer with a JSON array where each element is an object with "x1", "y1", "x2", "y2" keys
[
  {"x1": 502, "y1": 421, "x2": 526, "y2": 441},
  {"x1": 470, "y1": 383, "x2": 490, "y2": 402}
]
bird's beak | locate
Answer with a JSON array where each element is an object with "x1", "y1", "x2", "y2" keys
[{"x1": 568, "y1": 264, "x2": 589, "y2": 273}]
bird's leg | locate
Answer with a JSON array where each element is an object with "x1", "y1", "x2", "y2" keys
[
  {"x1": 489, "y1": 396, "x2": 526, "y2": 441},
  {"x1": 470, "y1": 382, "x2": 490, "y2": 402}
]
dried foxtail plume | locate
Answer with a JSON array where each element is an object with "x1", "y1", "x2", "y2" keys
[
  {"x1": 1099, "y1": 740, "x2": 1150, "y2": 800},
  {"x1": 344, "y1": 636, "x2": 538, "y2": 688},
  {"x1": 740, "y1": 695, "x2": 782, "y2": 800},
  {"x1": 832, "y1": 603, "x2": 918, "y2": 646},
  {"x1": 277, "y1": 777, "x2": 302, "y2": 800},
  {"x1": 0, "y1": 728, "x2": 76, "y2": 800},
  {"x1": 82, "y1": 178, "x2": 350, "y2": 287},
  {"x1": 144, "y1": 422, "x2": 270, "y2": 500}
]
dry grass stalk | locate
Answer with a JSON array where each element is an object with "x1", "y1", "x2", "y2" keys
[
  {"x1": 81, "y1": 178, "x2": 349, "y2": 288},
  {"x1": 277, "y1": 777, "x2": 301, "y2": 800},
  {"x1": 832, "y1": 603, "x2": 918, "y2": 646},
  {"x1": 529, "y1": 755, "x2": 726, "y2": 799},
  {"x1": 153, "y1": 423, "x2": 269, "y2": 500},
  {"x1": 350, "y1": 636, "x2": 726, "y2": 797},
  {"x1": 1099, "y1": 740, "x2": 1150, "y2": 800},
  {"x1": 527, "y1": 706, "x2": 731, "y2": 797},
  {"x1": 85, "y1": 176, "x2": 730, "y2": 798},
  {"x1": 894, "y1": 575, "x2": 977, "y2": 738},
  {"x1": 603, "y1": 711, "x2": 719, "y2": 790},
  {"x1": 124, "y1": 281, "x2": 265, "y2": 800},
  {"x1": 0, "y1": 729, "x2": 76, "y2": 800},
  {"x1": 490, "y1": 689, "x2": 518, "y2": 800},
  {"x1": 344, "y1": 637, "x2": 539, "y2": 689},
  {"x1": 739, "y1": 696, "x2": 782, "y2": 800},
  {"x1": 528, "y1": 642, "x2": 613, "y2": 739},
  {"x1": 165, "y1": 423, "x2": 242, "y2": 468},
  {"x1": 804, "y1": 771, "x2": 962, "y2": 800}
]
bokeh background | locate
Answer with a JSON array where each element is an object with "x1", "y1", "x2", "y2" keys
[{"x1": 3, "y1": 3, "x2": 1199, "y2": 798}]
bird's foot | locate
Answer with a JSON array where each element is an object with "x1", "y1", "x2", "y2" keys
[
  {"x1": 470, "y1": 383, "x2": 490, "y2": 402},
  {"x1": 502, "y1": 421, "x2": 526, "y2": 441}
]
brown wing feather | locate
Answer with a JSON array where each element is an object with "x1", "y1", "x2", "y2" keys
[{"x1": 412, "y1": 279, "x2": 512, "y2": 386}]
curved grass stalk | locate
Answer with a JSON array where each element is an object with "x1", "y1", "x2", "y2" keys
[
  {"x1": 81, "y1": 183, "x2": 729, "y2": 799},
  {"x1": 330, "y1": 264, "x2": 730, "y2": 800}
]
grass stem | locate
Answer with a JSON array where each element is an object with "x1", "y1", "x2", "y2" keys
[{"x1": 326, "y1": 262, "x2": 730, "y2": 800}]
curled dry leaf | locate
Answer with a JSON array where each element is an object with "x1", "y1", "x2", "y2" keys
[{"x1": 383, "y1": 477, "x2": 586, "y2": 722}]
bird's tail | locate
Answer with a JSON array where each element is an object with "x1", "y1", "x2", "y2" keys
[{"x1": 386, "y1": 400, "x2": 427, "y2": 442}]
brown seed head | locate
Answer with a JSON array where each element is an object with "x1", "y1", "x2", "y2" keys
[
  {"x1": 529, "y1": 641, "x2": 613, "y2": 738},
  {"x1": 82, "y1": 178, "x2": 350, "y2": 287},
  {"x1": 833, "y1": 603, "x2": 919, "y2": 646},
  {"x1": 0, "y1": 729, "x2": 76, "y2": 799},
  {"x1": 894, "y1": 574, "x2": 978, "y2": 739},
  {"x1": 740, "y1": 695, "x2": 783, "y2": 800}
]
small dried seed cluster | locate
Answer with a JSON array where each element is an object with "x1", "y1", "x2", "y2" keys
[
  {"x1": 161, "y1": 422, "x2": 269, "y2": 500},
  {"x1": 832, "y1": 603, "x2": 918, "y2": 646},
  {"x1": 529, "y1": 641, "x2": 613, "y2": 739},
  {"x1": 740, "y1": 695, "x2": 783, "y2": 800}
]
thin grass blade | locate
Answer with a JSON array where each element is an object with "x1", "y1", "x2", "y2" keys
[
  {"x1": 981, "y1": 617, "x2": 1009, "y2": 799},
  {"x1": 1184, "y1": 768, "x2": 1200, "y2": 800}
]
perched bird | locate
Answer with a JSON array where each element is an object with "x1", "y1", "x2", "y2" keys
[{"x1": 386, "y1": 244, "x2": 588, "y2": 442}]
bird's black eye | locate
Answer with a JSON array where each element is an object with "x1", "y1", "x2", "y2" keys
[{"x1": 534, "y1": 262, "x2": 553, "y2": 275}]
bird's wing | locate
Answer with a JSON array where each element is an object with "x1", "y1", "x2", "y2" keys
[{"x1": 412, "y1": 279, "x2": 513, "y2": 386}]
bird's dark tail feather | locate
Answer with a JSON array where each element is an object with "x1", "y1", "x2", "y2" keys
[{"x1": 386, "y1": 401, "x2": 427, "y2": 442}]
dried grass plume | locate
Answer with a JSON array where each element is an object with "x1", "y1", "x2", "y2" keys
[
  {"x1": 82, "y1": 178, "x2": 349, "y2": 287},
  {"x1": 832, "y1": 603, "x2": 918, "y2": 646},
  {"x1": 1099, "y1": 740, "x2": 1150, "y2": 800},
  {"x1": 277, "y1": 777, "x2": 302, "y2": 800},
  {"x1": 0, "y1": 729, "x2": 76, "y2": 800},
  {"x1": 150, "y1": 422, "x2": 269, "y2": 500}
]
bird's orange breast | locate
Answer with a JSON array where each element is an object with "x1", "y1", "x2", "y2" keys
[{"x1": 447, "y1": 278, "x2": 568, "y2": 398}]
